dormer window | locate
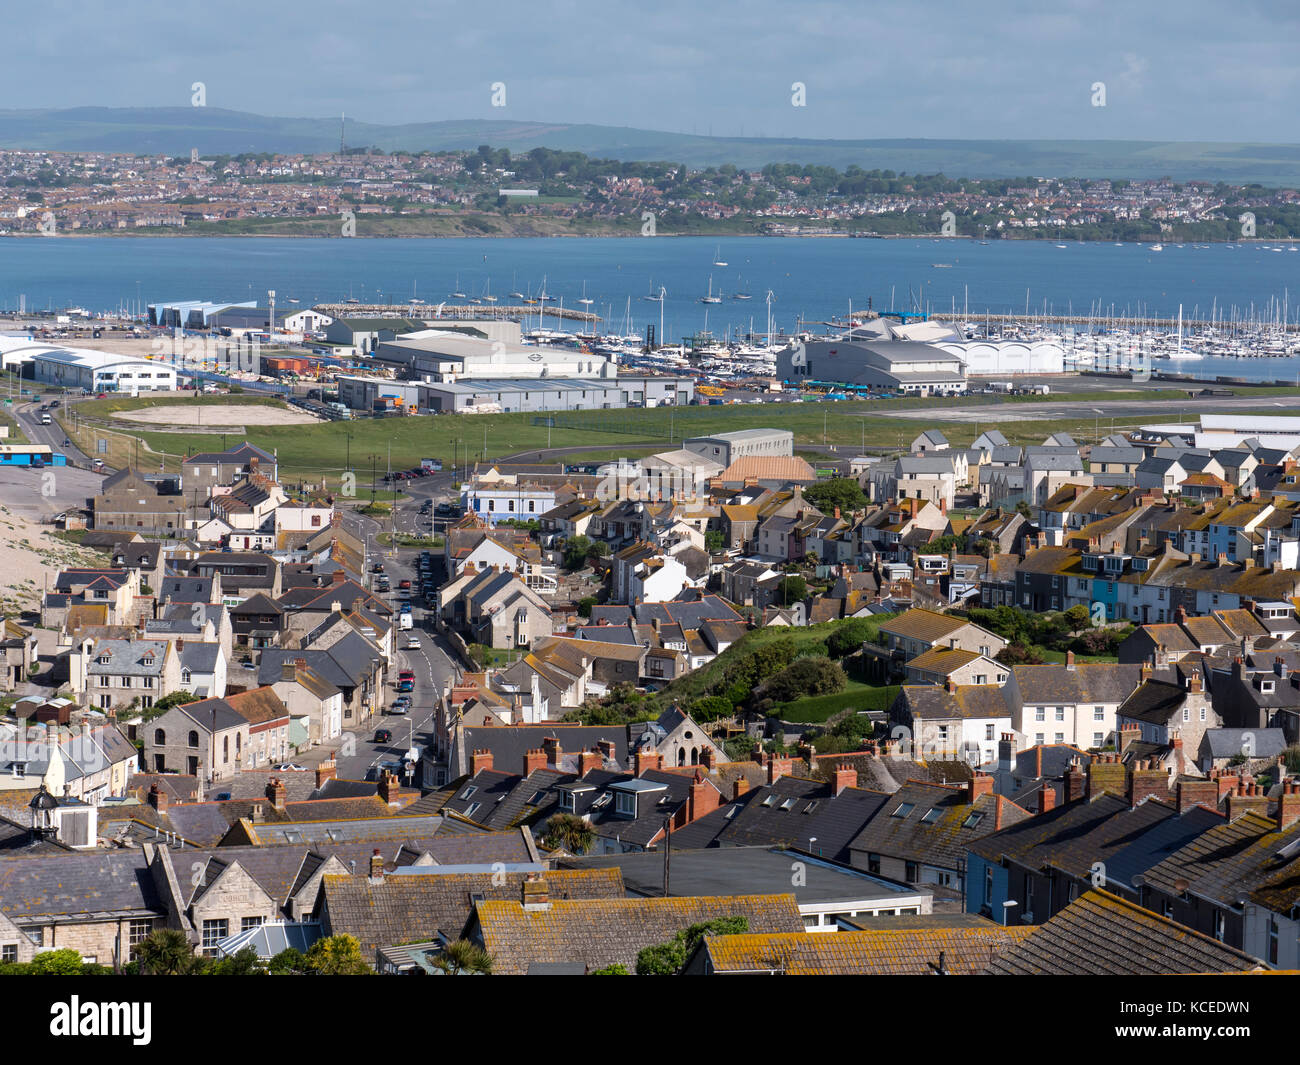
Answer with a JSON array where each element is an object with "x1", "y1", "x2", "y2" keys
[{"x1": 1262, "y1": 680, "x2": 1276, "y2": 694}]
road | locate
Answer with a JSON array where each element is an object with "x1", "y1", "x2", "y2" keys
[
  {"x1": 866, "y1": 394, "x2": 1300, "y2": 424},
  {"x1": 331, "y1": 506, "x2": 461, "y2": 788}
]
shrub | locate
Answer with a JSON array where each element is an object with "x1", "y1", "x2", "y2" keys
[{"x1": 761, "y1": 657, "x2": 846, "y2": 704}]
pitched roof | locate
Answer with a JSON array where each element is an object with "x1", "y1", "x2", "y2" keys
[
  {"x1": 986, "y1": 890, "x2": 1263, "y2": 974},
  {"x1": 697, "y1": 925, "x2": 1035, "y2": 975},
  {"x1": 473, "y1": 894, "x2": 805, "y2": 975},
  {"x1": 319, "y1": 867, "x2": 624, "y2": 960}
]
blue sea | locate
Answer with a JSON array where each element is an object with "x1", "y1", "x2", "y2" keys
[{"x1": 4, "y1": 235, "x2": 1300, "y2": 378}]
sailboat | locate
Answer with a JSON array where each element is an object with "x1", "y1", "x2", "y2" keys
[
  {"x1": 482, "y1": 279, "x2": 497, "y2": 303},
  {"x1": 713, "y1": 245, "x2": 727, "y2": 267},
  {"x1": 508, "y1": 271, "x2": 524, "y2": 299},
  {"x1": 732, "y1": 274, "x2": 752, "y2": 300},
  {"x1": 449, "y1": 273, "x2": 467, "y2": 298},
  {"x1": 699, "y1": 276, "x2": 722, "y2": 304},
  {"x1": 644, "y1": 280, "x2": 663, "y2": 302},
  {"x1": 578, "y1": 281, "x2": 594, "y2": 307},
  {"x1": 409, "y1": 280, "x2": 424, "y2": 305}
]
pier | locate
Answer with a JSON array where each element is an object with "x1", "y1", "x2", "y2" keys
[{"x1": 315, "y1": 302, "x2": 602, "y2": 324}]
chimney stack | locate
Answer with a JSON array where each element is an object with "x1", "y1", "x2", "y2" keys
[
  {"x1": 597, "y1": 739, "x2": 617, "y2": 762},
  {"x1": 147, "y1": 782, "x2": 168, "y2": 811},
  {"x1": 521, "y1": 873, "x2": 551, "y2": 910},
  {"x1": 1117, "y1": 723, "x2": 1142, "y2": 754},
  {"x1": 1128, "y1": 758, "x2": 1169, "y2": 807},
  {"x1": 523, "y1": 748, "x2": 547, "y2": 775},
  {"x1": 732, "y1": 776, "x2": 750, "y2": 801},
  {"x1": 1086, "y1": 752, "x2": 1127, "y2": 801},
  {"x1": 966, "y1": 772, "x2": 993, "y2": 804},
  {"x1": 542, "y1": 735, "x2": 561, "y2": 768},
  {"x1": 1227, "y1": 777, "x2": 1270, "y2": 821},
  {"x1": 767, "y1": 757, "x2": 794, "y2": 785},
  {"x1": 577, "y1": 748, "x2": 602, "y2": 777},
  {"x1": 315, "y1": 760, "x2": 337, "y2": 789},
  {"x1": 266, "y1": 777, "x2": 287, "y2": 810},
  {"x1": 687, "y1": 769, "x2": 719, "y2": 822},
  {"x1": 1065, "y1": 650, "x2": 1076, "y2": 671},
  {"x1": 1038, "y1": 785, "x2": 1056, "y2": 814},
  {"x1": 471, "y1": 749, "x2": 494, "y2": 775},
  {"x1": 1064, "y1": 758, "x2": 1087, "y2": 803},
  {"x1": 368, "y1": 848, "x2": 383, "y2": 881},
  {"x1": 1175, "y1": 778, "x2": 1219, "y2": 814},
  {"x1": 833, "y1": 766, "x2": 858, "y2": 795},
  {"x1": 635, "y1": 750, "x2": 663, "y2": 776},
  {"x1": 1277, "y1": 778, "x2": 1300, "y2": 831},
  {"x1": 377, "y1": 769, "x2": 399, "y2": 804}
]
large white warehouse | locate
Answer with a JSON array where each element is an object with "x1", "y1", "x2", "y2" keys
[
  {"x1": 29, "y1": 348, "x2": 177, "y2": 393},
  {"x1": 937, "y1": 340, "x2": 1065, "y2": 376}
]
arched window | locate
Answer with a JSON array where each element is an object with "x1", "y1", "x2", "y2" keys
[
  {"x1": 677, "y1": 747, "x2": 686, "y2": 766},
  {"x1": 235, "y1": 734, "x2": 242, "y2": 754},
  {"x1": 154, "y1": 728, "x2": 166, "y2": 746},
  {"x1": 223, "y1": 736, "x2": 229, "y2": 761},
  {"x1": 691, "y1": 747, "x2": 699, "y2": 765},
  {"x1": 187, "y1": 730, "x2": 198, "y2": 748}
]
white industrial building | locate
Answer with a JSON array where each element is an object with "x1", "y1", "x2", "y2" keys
[
  {"x1": 777, "y1": 340, "x2": 967, "y2": 396},
  {"x1": 937, "y1": 339, "x2": 1065, "y2": 376},
  {"x1": 1194, "y1": 413, "x2": 1300, "y2": 451},
  {"x1": 29, "y1": 348, "x2": 177, "y2": 393},
  {"x1": 374, "y1": 332, "x2": 615, "y2": 381}
]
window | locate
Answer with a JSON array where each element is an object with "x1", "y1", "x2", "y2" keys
[
  {"x1": 985, "y1": 724, "x2": 995, "y2": 741},
  {"x1": 1035, "y1": 733, "x2": 1045, "y2": 746},
  {"x1": 984, "y1": 866, "x2": 993, "y2": 904},
  {"x1": 1094, "y1": 706, "x2": 1104, "y2": 721},
  {"x1": 920, "y1": 807, "x2": 942, "y2": 824},
  {"x1": 615, "y1": 792, "x2": 636, "y2": 817},
  {"x1": 1182, "y1": 707, "x2": 1190, "y2": 722},
  {"x1": 867, "y1": 852, "x2": 881, "y2": 874},
  {"x1": 0, "y1": 944, "x2": 16, "y2": 963},
  {"x1": 1055, "y1": 733, "x2": 1065, "y2": 744},
  {"x1": 1269, "y1": 917, "x2": 1279, "y2": 965},
  {"x1": 188, "y1": 730, "x2": 199, "y2": 748},
  {"x1": 963, "y1": 811, "x2": 985, "y2": 829},
  {"x1": 904, "y1": 861, "x2": 919, "y2": 882},
  {"x1": 1055, "y1": 706, "x2": 1065, "y2": 721},
  {"x1": 1093, "y1": 732, "x2": 1104, "y2": 746},
  {"x1": 1200, "y1": 706, "x2": 1207, "y2": 721},
  {"x1": 201, "y1": 919, "x2": 229, "y2": 954},
  {"x1": 465, "y1": 802, "x2": 481, "y2": 817},
  {"x1": 240, "y1": 916, "x2": 264, "y2": 934},
  {"x1": 460, "y1": 785, "x2": 477, "y2": 800},
  {"x1": 891, "y1": 802, "x2": 915, "y2": 818},
  {"x1": 1035, "y1": 707, "x2": 1045, "y2": 722},
  {"x1": 1213, "y1": 909, "x2": 1225, "y2": 943}
]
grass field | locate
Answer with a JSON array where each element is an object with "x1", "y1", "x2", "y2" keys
[
  {"x1": 74, "y1": 387, "x2": 1300, "y2": 478},
  {"x1": 773, "y1": 681, "x2": 900, "y2": 724}
]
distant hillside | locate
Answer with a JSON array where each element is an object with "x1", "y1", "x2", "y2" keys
[{"x1": 4, "y1": 107, "x2": 1300, "y2": 185}]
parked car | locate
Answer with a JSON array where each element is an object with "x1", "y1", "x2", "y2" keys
[
  {"x1": 404, "y1": 635, "x2": 421, "y2": 650},
  {"x1": 273, "y1": 762, "x2": 306, "y2": 772},
  {"x1": 374, "y1": 728, "x2": 393, "y2": 744}
]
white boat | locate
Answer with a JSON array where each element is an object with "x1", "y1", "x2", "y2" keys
[
  {"x1": 699, "y1": 276, "x2": 722, "y2": 304},
  {"x1": 713, "y1": 245, "x2": 728, "y2": 267},
  {"x1": 1149, "y1": 244, "x2": 1164, "y2": 252},
  {"x1": 578, "y1": 281, "x2": 594, "y2": 307},
  {"x1": 450, "y1": 273, "x2": 467, "y2": 298}
]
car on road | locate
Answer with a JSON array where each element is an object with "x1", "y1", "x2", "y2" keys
[
  {"x1": 273, "y1": 762, "x2": 306, "y2": 771},
  {"x1": 372, "y1": 563, "x2": 385, "y2": 574},
  {"x1": 92, "y1": 458, "x2": 105, "y2": 470},
  {"x1": 404, "y1": 635, "x2": 421, "y2": 650},
  {"x1": 387, "y1": 703, "x2": 409, "y2": 716},
  {"x1": 398, "y1": 579, "x2": 412, "y2": 590},
  {"x1": 374, "y1": 728, "x2": 393, "y2": 743}
]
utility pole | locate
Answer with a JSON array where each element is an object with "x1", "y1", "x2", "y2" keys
[{"x1": 370, "y1": 454, "x2": 377, "y2": 505}]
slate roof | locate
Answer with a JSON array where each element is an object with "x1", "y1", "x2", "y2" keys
[
  {"x1": 1012, "y1": 663, "x2": 1145, "y2": 704},
  {"x1": 472, "y1": 894, "x2": 805, "y2": 975},
  {"x1": 318, "y1": 867, "x2": 625, "y2": 961},
  {"x1": 669, "y1": 778, "x2": 889, "y2": 863},
  {"x1": 1140, "y1": 811, "x2": 1300, "y2": 905},
  {"x1": 849, "y1": 783, "x2": 1031, "y2": 869},
  {"x1": 986, "y1": 890, "x2": 1263, "y2": 974},
  {"x1": 0, "y1": 850, "x2": 166, "y2": 921},
  {"x1": 696, "y1": 925, "x2": 1035, "y2": 975}
]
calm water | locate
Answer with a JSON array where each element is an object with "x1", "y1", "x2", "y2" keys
[{"x1": 4, "y1": 235, "x2": 1300, "y2": 376}]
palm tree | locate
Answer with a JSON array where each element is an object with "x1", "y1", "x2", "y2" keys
[
  {"x1": 134, "y1": 929, "x2": 201, "y2": 975},
  {"x1": 429, "y1": 939, "x2": 493, "y2": 975},
  {"x1": 540, "y1": 812, "x2": 596, "y2": 855}
]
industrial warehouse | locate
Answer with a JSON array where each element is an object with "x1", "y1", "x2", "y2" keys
[{"x1": 777, "y1": 339, "x2": 970, "y2": 396}]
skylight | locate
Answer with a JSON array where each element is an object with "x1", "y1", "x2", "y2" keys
[
  {"x1": 920, "y1": 808, "x2": 942, "y2": 824},
  {"x1": 891, "y1": 802, "x2": 915, "y2": 818},
  {"x1": 962, "y1": 812, "x2": 984, "y2": 829}
]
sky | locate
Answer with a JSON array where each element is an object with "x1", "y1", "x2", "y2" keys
[{"x1": 8, "y1": 0, "x2": 1299, "y2": 143}]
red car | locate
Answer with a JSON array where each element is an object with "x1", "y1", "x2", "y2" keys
[{"x1": 398, "y1": 579, "x2": 412, "y2": 590}]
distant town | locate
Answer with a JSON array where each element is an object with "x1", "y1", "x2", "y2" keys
[{"x1": 3, "y1": 145, "x2": 1300, "y2": 241}]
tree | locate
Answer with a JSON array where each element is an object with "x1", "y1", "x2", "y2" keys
[
  {"x1": 1063, "y1": 604, "x2": 1093, "y2": 631},
  {"x1": 206, "y1": 947, "x2": 266, "y2": 975},
  {"x1": 825, "y1": 616, "x2": 884, "y2": 657},
  {"x1": 28, "y1": 949, "x2": 86, "y2": 975},
  {"x1": 304, "y1": 934, "x2": 371, "y2": 975},
  {"x1": 776, "y1": 575, "x2": 806, "y2": 604},
  {"x1": 135, "y1": 929, "x2": 204, "y2": 975},
  {"x1": 429, "y1": 939, "x2": 494, "y2": 975},
  {"x1": 705, "y1": 529, "x2": 725, "y2": 553},
  {"x1": 803, "y1": 478, "x2": 867, "y2": 515},
  {"x1": 541, "y1": 812, "x2": 596, "y2": 854},
  {"x1": 635, "y1": 916, "x2": 750, "y2": 974},
  {"x1": 689, "y1": 695, "x2": 734, "y2": 722},
  {"x1": 761, "y1": 657, "x2": 846, "y2": 704},
  {"x1": 266, "y1": 947, "x2": 309, "y2": 975},
  {"x1": 591, "y1": 963, "x2": 629, "y2": 974},
  {"x1": 563, "y1": 535, "x2": 594, "y2": 570},
  {"x1": 577, "y1": 596, "x2": 597, "y2": 619}
]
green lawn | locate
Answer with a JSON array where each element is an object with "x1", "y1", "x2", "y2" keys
[
  {"x1": 78, "y1": 387, "x2": 1300, "y2": 478},
  {"x1": 774, "y1": 681, "x2": 900, "y2": 723}
]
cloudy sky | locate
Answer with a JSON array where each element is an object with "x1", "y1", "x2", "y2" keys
[{"x1": 9, "y1": 0, "x2": 1298, "y2": 142}]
